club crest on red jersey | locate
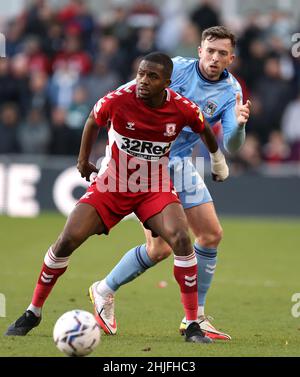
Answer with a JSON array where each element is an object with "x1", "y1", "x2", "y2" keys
[{"x1": 164, "y1": 123, "x2": 177, "y2": 137}]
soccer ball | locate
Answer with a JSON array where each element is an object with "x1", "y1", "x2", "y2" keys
[{"x1": 53, "y1": 309, "x2": 101, "y2": 357}]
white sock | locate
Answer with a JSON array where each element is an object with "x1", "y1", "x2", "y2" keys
[
  {"x1": 27, "y1": 304, "x2": 42, "y2": 317},
  {"x1": 197, "y1": 306, "x2": 205, "y2": 317},
  {"x1": 96, "y1": 279, "x2": 115, "y2": 296}
]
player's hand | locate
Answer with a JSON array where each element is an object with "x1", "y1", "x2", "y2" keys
[
  {"x1": 235, "y1": 93, "x2": 251, "y2": 127},
  {"x1": 210, "y1": 149, "x2": 229, "y2": 182},
  {"x1": 77, "y1": 160, "x2": 98, "y2": 182}
]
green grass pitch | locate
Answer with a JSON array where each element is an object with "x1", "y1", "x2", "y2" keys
[{"x1": 0, "y1": 213, "x2": 299, "y2": 357}]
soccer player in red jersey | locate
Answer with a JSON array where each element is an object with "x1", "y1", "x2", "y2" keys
[{"x1": 6, "y1": 52, "x2": 228, "y2": 343}]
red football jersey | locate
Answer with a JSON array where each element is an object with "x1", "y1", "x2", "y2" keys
[{"x1": 93, "y1": 84, "x2": 205, "y2": 192}]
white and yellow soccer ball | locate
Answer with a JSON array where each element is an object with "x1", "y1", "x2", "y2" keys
[{"x1": 53, "y1": 309, "x2": 101, "y2": 357}]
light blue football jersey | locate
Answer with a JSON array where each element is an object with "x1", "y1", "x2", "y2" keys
[{"x1": 169, "y1": 56, "x2": 243, "y2": 159}]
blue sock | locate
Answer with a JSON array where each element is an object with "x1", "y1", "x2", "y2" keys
[
  {"x1": 106, "y1": 244, "x2": 156, "y2": 291},
  {"x1": 194, "y1": 242, "x2": 217, "y2": 307}
]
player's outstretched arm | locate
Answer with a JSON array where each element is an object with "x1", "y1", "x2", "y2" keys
[
  {"x1": 223, "y1": 93, "x2": 251, "y2": 154},
  {"x1": 201, "y1": 120, "x2": 229, "y2": 182},
  {"x1": 200, "y1": 119, "x2": 218, "y2": 154},
  {"x1": 77, "y1": 111, "x2": 99, "y2": 181}
]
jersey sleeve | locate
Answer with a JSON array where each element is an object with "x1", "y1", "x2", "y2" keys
[
  {"x1": 186, "y1": 105, "x2": 205, "y2": 134},
  {"x1": 221, "y1": 84, "x2": 246, "y2": 153},
  {"x1": 221, "y1": 96, "x2": 238, "y2": 133},
  {"x1": 93, "y1": 95, "x2": 111, "y2": 127}
]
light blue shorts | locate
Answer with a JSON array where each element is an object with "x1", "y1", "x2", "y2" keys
[
  {"x1": 169, "y1": 129, "x2": 213, "y2": 209},
  {"x1": 169, "y1": 158, "x2": 212, "y2": 209}
]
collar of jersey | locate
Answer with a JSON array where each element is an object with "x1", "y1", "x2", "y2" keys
[{"x1": 195, "y1": 60, "x2": 229, "y2": 83}]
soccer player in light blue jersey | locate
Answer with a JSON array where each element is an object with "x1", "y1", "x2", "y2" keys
[{"x1": 91, "y1": 26, "x2": 251, "y2": 340}]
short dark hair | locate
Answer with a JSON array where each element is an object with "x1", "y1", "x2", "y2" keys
[
  {"x1": 142, "y1": 52, "x2": 173, "y2": 78},
  {"x1": 201, "y1": 26, "x2": 236, "y2": 48}
]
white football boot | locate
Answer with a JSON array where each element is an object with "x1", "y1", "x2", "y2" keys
[{"x1": 88, "y1": 281, "x2": 117, "y2": 335}]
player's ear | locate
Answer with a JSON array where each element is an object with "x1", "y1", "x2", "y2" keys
[
  {"x1": 198, "y1": 46, "x2": 202, "y2": 58},
  {"x1": 229, "y1": 53, "x2": 235, "y2": 65},
  {"x1": 165, "y1": 78, "x2": 171, "y2": 88}
]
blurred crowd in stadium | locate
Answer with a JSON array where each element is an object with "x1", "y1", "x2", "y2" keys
[{"x1": 0, "y1": 0, "x2": 300, "y2": 171}]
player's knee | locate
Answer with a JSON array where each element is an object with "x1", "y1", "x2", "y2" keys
[
  {"x1": 168, "y1": 229, "x2": 191, "y2": 255},
  {"x1": 146, "y1": 240, "x2": 172, "y2": 262},
  {"x1": 211, "y1": 224, "x2": 223, "y2": 245},
  {"x1": 54, "y1": 232, "x2": 82, "y2": 257},
  {"x1": 197, "y1": 225, "x2": 223, "y2": 248}
]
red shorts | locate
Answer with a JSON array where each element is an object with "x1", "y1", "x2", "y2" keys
[{"x1": 78, "y1": 182, "x2": 180, "y2": 234}]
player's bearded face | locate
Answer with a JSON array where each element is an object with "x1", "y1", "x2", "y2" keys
[
  {"x1": 136, "y1": 61, "x2": 170, "y2": 100},
  {"x1": 198, "y1": 38, "x2": 235, "y2": 81}
]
